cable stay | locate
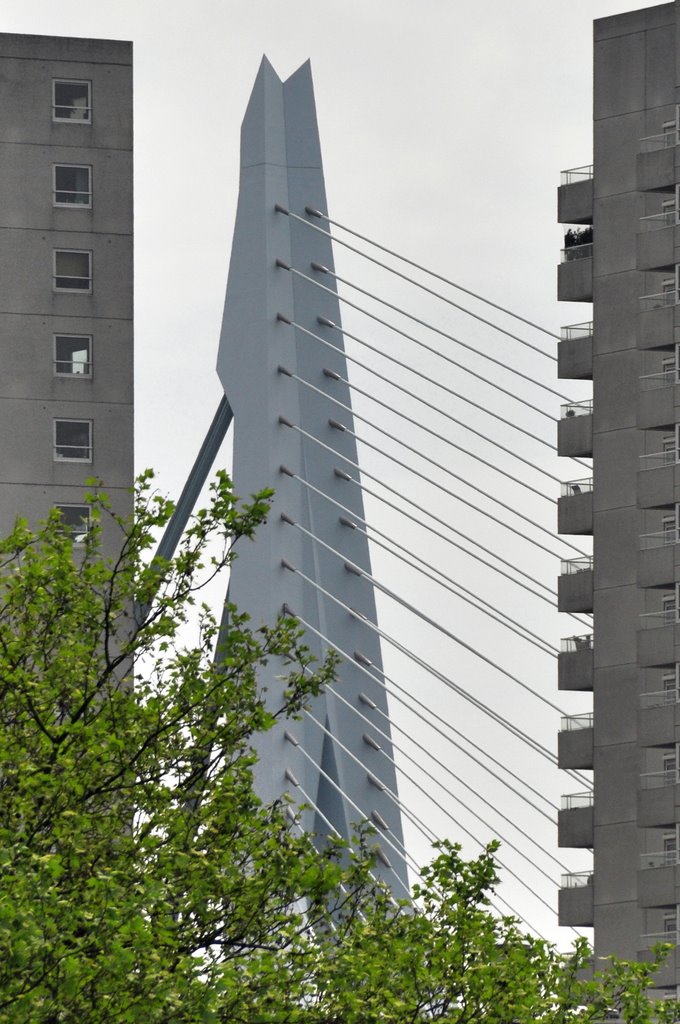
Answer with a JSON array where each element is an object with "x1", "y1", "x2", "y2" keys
[
  {"x1": 277, "y1": 259, "x2": 573, "y2": 406},
  {"x1": 328, "y1": 418, "x2": 589, "y2": 560},
  {"x1": 281, "y1": 415, "x2": 583, "y2": 564},
  {"x1": 303, "y1": 707, "x2": 562, "y2": 922},
  {"x1": 280, "y1": 320, "x2": 562, "y2": 508},
  {"x1": 284, "y1": 466, "x2": 593, "y2": 631},
  {"x1": 281, "y1": 561, "x2": 592, "y2": 789},
  {"x1": 291, "y1": 609, "x2": 559, "y2": 820},
  {"x1": 278, "y1": 203, "x2": 561, "y2": 345},
  {"x1": 308, "y1": 657, "x2": 570, "y2": 875},
  {"x1": 281, "y1": 511, "x2": 567, "y2": 717},
  {"x1": 338, "y1": 515, "x2": 558, "y2": 657}
]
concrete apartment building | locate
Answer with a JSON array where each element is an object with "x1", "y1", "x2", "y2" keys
[
  {"x1": 0, "y1": 33, "x2": 133, "y2": 550},
  {"x1": 557, "y1": 0, "x2": 680, "y2": 989}
]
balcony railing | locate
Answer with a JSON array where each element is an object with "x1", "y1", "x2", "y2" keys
[
  {"x1": 640, "y1": 687, "x2": 679, "y2": 709},
  {"x1": 640, "y1": 768, "x2": 678, "y2": 789},
  {"x1": 561, "y1": 243, "x2": 593, "y2": 264},
  {"x1": 560, "y1": 712, "x2": 593, "y2": 732},
  {"x1": 560, "y1": 165, "x2": 593, "y2": 185},
  {"x1": 640, "y1": 289, "x2": 678, "y2": 311},
  {"x1": 640, "y1": 128, "x2": 679, "y2": 152},
  {"x1": 640, "y1": 930, "x2": 677, "y2": 947},
  {"x1": 640, "y1": 210, "x2": 679, "y2": 231},
  {"x1": 561, "y1": 870, "x2": 593, "y2": 888},
  {"x1": 560, "y1": 557, "x2": 593, "y2": 576},
  {"x1": 561, "y1": 634, "x2": 593, "y2": 654},
  {"x1": 640, "y1": 528, "x2": 680, "y2": 549},
  {"x1": 561, "y1": 399, "x2": 593, "y2": 419},
  {"x1": 561, "y1": 478, "x2": 593, "y2": 497},
  {"x1": 560, "y1": 321, "x2": 593, "y2": 341},
  {"x1": 639, "y1": 449, "x2": 678, "y2": 470},
  {"x1": 641, "y1": 850, "x2": 680, "y2": 869},
  {"x1": 640, "y1": 608, "x2": 677, "y2": 628},
  {"x1": 561, "y1": 791, "x2": 593, "y2": 810},
  {"x1": 640, "y1": 367, "x2": 679, "y2": 390}
]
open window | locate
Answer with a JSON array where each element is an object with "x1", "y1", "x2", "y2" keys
[{"x1": 54, "y1": 335, "x2": 91, "y2": 377}]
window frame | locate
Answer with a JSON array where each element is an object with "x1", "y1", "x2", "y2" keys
[
  {"x1": 53, "y1": 334, "x2": 92, "y2": 378},
  {"x1": 52, "y1": 79, "x2": 92, "y2": 124},
  {"x1": 53, "y1": 164, "x2": 92, "y2": 208},
  {"x1": 53, "y1": 249, "x2": 92, "y2": 293},
  {"x1": 53, "y1": 419, "x2": 93, "y2": 463},
  {"x1": 54, "y1": 504, "x2": 90, "y2": 543}
]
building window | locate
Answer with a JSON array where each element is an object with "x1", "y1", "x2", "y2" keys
[
  {"x1": 54, "y1": 504, "x2": 90, "y2": 543},
  {"x1": 54, "y1": 335, "x2": 92, "y2": 377},
  {"x1": 54, "y1": 419, "x2": 92, "y2": 462},
  {"x1": 53, "y1": 165, "x2": 91, "y2": 207},
  {"x1": 53, "y1": 80, "x2": 91, "y2": 122},
  {"x1": 53, "y1": 250, "x2": 92, "y2": 292}
]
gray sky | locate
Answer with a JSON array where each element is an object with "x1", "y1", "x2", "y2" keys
[{"x1": 3, "y1": 0, "x2": 662, "y2": 943}]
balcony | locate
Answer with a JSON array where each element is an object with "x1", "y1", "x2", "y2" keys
[
  {"x1": 558, "y1": 239, "x2": 593, "y2": 302},
  {"x1": 559, "y1": 791, "x2": 594, "y2": 848},
  {"x1": 637, "y1": 129, "x2": 677, "y2": 192},
  {"x1": 558, "y1": 166, "x2": 593, "y2": 225},
  {"x1": 558, "y1": 557, "x2": 594, "y2": 613},
  {"x1": 558, "y1": 635, "x2": 593, "y2": 691},
  {"x1": 637, "y1": 767, "x2": 680, "y2": 828},
  {"x1": 638, "y1": 529, "x2": 680, "y2": 589},
  {"x1": 558, "y1": 400, "x2": 593, "y2": 458},
  {"x1": 638, "y1": 368, "x2": 679, "y2": 429},
  {"x1": 558, "y1": 871, "x2": 594, "y2": 926},
  {"x1": 558, "y1": 478, "x2": 593, "y2": 535},
  {"x1": 638, "y1": 612, "x2": 680, "y2": 667},
  {"x1": 637, "y1": 213, "x2": 677, "y2": 273},
  {"x1": 638, "y1": 690, "x2": 679, "y2": 747},
  {"x1": 558, "y1": 322, "x2": 593, "y2": 380},
  {"x1": 639, "y1": 288, "x2": 677, "y2": 350},
  {"x1": 558, "y1": 713, "x2": 593, "y2": 769}
]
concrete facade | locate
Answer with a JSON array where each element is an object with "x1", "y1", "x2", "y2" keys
[
  {"x1": 557, "y1": 2, "x2": 680, "y2": 986},
  {"x1": 0, "y1": 33, "x2": 133, "y2": 550}
]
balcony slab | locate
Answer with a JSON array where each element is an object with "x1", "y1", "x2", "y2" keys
[
  {"x1": 637, "y1": 224, "x2": 677, "y2": 272},
  {"x1": 558, "y1": 414, "x2": 593, "y2": 458},
  {"x1": 558, "y1": 178, "x2": 593, "y2": 225},
  {"x1": 637, "y1": 623, "x2": 679, "y2": 667},
  {"x1": 638, "y1": 303, "x2": 674, "y2": 350},
  {"x1": 637, "y1": 146, "x2": 676, "y2": 192},
  {"x1": 638, "y1": 543, "x2": 680, "y2": 589},
  {"x1": 558, "y1": 883, "x2": 594, "y2": 926},
  {"x1": 637, "y1": 782, "x2": 679, "y2": 828},
  {"x1": 558, "y1": 726, "x2": 593, "y2": 769},
  {"x1": 558, "y1": 490, "x2": 593, "y2": 535},
  {"x1": 558, "y1": 569, "x2": 594, "y2": 613},
  {"x1": 638, "y1": 702, "x2": 679, "y2": 748},
  {"x1": 638, "y1": 864, "x2": 678, "y2": 908},
  {"x1": 637, "y1": 385, "x2": 677, "y2": 429},
  {"x1": 558, "y1": 805, "x2": 593, "y2": 848},
  {"x1": 558, "y1": 335, "x2": 593, "y2": 380},
  {"x1": 558, "y1": 646, "x2": 593, "y2": 691},
  {"x1": 558, "y1": 257, "x2": 593, "y2": 303}
]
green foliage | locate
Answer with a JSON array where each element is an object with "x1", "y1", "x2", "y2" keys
[{"x1": 0, "y1": 471, "x2": 675, "y2": 1022}]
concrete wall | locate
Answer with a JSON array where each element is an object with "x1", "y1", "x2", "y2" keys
[{"x1": 0, "y1": 33, "x2": 133, "y2": 550}]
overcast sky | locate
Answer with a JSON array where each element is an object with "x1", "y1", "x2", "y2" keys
[{"x1": 3, "y1": 0, "x2": 664, "y2": 944}]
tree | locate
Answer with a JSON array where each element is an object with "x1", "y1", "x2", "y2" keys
[{"x1": 0, "y1": 471, "x2": 675, "y2": 1022}]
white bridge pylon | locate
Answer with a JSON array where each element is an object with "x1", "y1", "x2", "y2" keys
[{"x1": 216, "y1": 57, "x2": 408, "y2": 891}]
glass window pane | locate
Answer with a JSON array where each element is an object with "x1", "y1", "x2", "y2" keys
[
  {"x1": 54, "y1": 250, "x2": 91, "y2": 290},
  {"x1": 54, "y1": 81, "x2": 90, "y2": 121},
  {"x1": 55, "y1": 505, "x2": 89, "y2": 543},
  {"x1": 54, "y1": 420, "x2": 91, "y2": 460},
  {"x1": 54, "y1": 165, "x2": 90, "y2": 205}
]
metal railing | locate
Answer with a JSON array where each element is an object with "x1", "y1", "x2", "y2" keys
[
  {"x1": 640, "y1": 930, "x2": 677, "y2": 947},
  {"x1": 639, "y1": 449, "x2": 678, "y2": 470},
  {"x1": 560, "y1": 321, "x2": 593, "y2": 341},
  {"x1": 560, "y1": 556, "x2": 593, "y2": 576},
  {"x1": 560, "y1": 165, "x2": 593, "y2": 185},
  {"x1": 640, "y1": 608, "x2": 678, "y2": 628},
  {"x1": 640, "y1": 768, "x2": 678, "y2": 789},
  {"x1": 561, "y1": 791, "x2": 593, "y2": 810},
  {"x1": 640, "y1": 850, "x2": 679, "y2": 869},
  {"x1": 639, "y1": 209, "x2": 679, "y2": 230},
  {"x1": 561, "y1": 398, "x2": 593, "y2": 419},
  {"x1": 639, "y1": 128, "x2": 679, "y2": 152},
  {"x1": 641, "y1": 687, "x2": 679, "y2": 709},
  {"x1": 640, "y1": 289, "x2": 678, "y2": 311},
  {"x1": 561, "y1": 243, "x2": 593, "y2": 264},
  {"x1": 560, "y1": 870, "x2": 593, "y2": 888},
  {"x1": 561, "y1": 634, "x2": 593, "y2": 654},
  {"x1": 561, "y1": 478, "x2": 593, "y2": 497},
  {"x1": 560, "y1": 712, "x2": 593, "y2": 732},
  {"x1": 640, "y1": 528, "x2": 679, "y2": 549},
  {"x1": 640, "y1": 367, "x2": 679, "y2": 390}
]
